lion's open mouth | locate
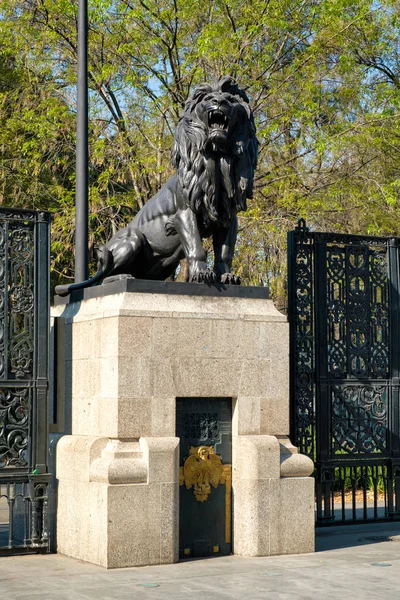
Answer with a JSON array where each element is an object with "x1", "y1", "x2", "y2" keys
[{"x1": 208, "y1": 109, "x2": 229, "y2": 131}]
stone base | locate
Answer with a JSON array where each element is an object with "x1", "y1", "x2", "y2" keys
[
  {"x1": 234, "y1": 436, "x2": 314, "y2": 556},
  {"x1": 55, "y1": 434, "x2": 313, "y2": 567},
  {"x1": 52, "y1": 281, "x2": 314, "y2": 567},
  {"x1": 56, "y1": 435, "x2": 179, "y2": 568}
]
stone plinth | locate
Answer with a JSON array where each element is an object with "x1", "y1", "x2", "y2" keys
[{"x1": 52, "y1": 280, "x2": 314, "y2": 567}]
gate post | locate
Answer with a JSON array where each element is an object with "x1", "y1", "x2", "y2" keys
[
  {"x1": 34, "y1": 212, "x2": 51, "y2": 475},
  {"x1": 314, "y1": 237, "x2": 334, "y2": 523},
  {"x1": 388, "y1": 238, "x2": 400, "y2": 513}
]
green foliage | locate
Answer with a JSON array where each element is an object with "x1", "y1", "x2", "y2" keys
[{"x1": 0, "y1": 0, "x2": 400, "y2": 299}]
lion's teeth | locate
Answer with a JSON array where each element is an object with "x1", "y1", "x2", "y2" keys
[{"x1": 209, "y1": 109, "x2": 228, "y2": 130}]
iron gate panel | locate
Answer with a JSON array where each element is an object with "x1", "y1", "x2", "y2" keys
[
  {"x1": 176, "y1": 397, "x2": 232, "y2": 558},
  {"x1": 288, "y1": 220, "x2": 400, "y2": 525},
  {"x1": 0, "y1": 208, "x2": 50, "y2": 552}
]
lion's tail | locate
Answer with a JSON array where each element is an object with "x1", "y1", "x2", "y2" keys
[{"x1": 54, "y1": 245, "x2": 114, "y2": 297}]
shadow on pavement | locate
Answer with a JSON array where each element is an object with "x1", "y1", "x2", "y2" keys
[{"x1": 316, "y1": 521, "x2": 400, "y2": 551}]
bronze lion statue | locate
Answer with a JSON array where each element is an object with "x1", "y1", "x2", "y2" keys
[{"x1": 56, "y1": 76, "x2": 257, "y2": 297}]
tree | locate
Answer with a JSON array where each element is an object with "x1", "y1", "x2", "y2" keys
[{"x1": 0, "y1": 0, "x2": 399, "y2": 301}]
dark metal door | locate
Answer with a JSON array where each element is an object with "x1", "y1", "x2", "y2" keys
[
  {"x1": 176, "y1": 397, "x2": 232, "y2": 558},
  {"x1": 0, "y1": 208, "x2": 51, "y2": 553},
  {"x1": 288, "y1": 220, "x2": 400, "y2": 525}
]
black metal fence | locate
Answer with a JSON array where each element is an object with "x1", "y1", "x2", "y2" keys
[
  {"x1": 288, "y1": 220, "x2": 400, "y2": 525},
  {"x1": 0, "y1": 208, "x2": 51, "y2": 553}
]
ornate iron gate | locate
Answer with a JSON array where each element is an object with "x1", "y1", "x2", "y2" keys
[
  {"x1": 176, "y1": 397, "x2": 232, "y2": 558},
  {"x1": 288, "y1": 219, "x2": 400, "y2": 525},
  {"x1": 0, "y1": 208, "x2": 51, "y2": 553}
]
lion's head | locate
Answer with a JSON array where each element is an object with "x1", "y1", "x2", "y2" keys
[{"x1": 171, "y1": 76, "x2": 258, "y2": 229}]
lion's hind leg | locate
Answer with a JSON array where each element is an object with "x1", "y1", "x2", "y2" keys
[{"x1": 106, "y1": 227, "x2": 146, "y2": 278}]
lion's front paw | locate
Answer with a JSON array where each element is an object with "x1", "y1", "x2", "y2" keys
[
  {"x1": 220, "y1": 272, "x2": 241, "y2": 285},
  {"x1": 190, "y1": 269, "x2": 216, "y2": 284}
]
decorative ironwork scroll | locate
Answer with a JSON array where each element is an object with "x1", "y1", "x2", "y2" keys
[
  {"x1": 327, "y1": 245, "x2": 346, "y2": 377},
  {"x1": 289, "y1": 221, "x2": 400, "y2": 526},
  {"x1": 0, "y1": 208, "x2": 50, "y2": 553},
  {"x1": 324, "y1": 241, "x2": 389, "y2": 381},
  {"x1": 0, "y1": 387, "x2": 30, "y2": 468},
  {"x1": 332, "y1": 385, "x2": 388, "y2": 454},
  {"x1": 8, "y1": 225, "x2": 35, "y2": 379},
  {"x1": 0, "y1": 220, "x2": 35, "y2": 381}
]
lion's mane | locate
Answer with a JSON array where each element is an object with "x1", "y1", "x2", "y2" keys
[{"x1": 171, "y1": 76, "x2": 258, "y2": 229}]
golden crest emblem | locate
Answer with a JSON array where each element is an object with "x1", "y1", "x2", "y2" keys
[{"x1": 179, "y1": 445, "x2": 231, "y2": 502}]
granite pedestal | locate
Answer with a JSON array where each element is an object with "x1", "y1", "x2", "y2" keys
[{"x1": 51, "y1": 280, "x2": 314, "y2": 568}]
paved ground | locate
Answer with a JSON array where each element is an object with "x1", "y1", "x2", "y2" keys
[{"x1": 1, "y1": 521, "x2": 400, "y2": 599}]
